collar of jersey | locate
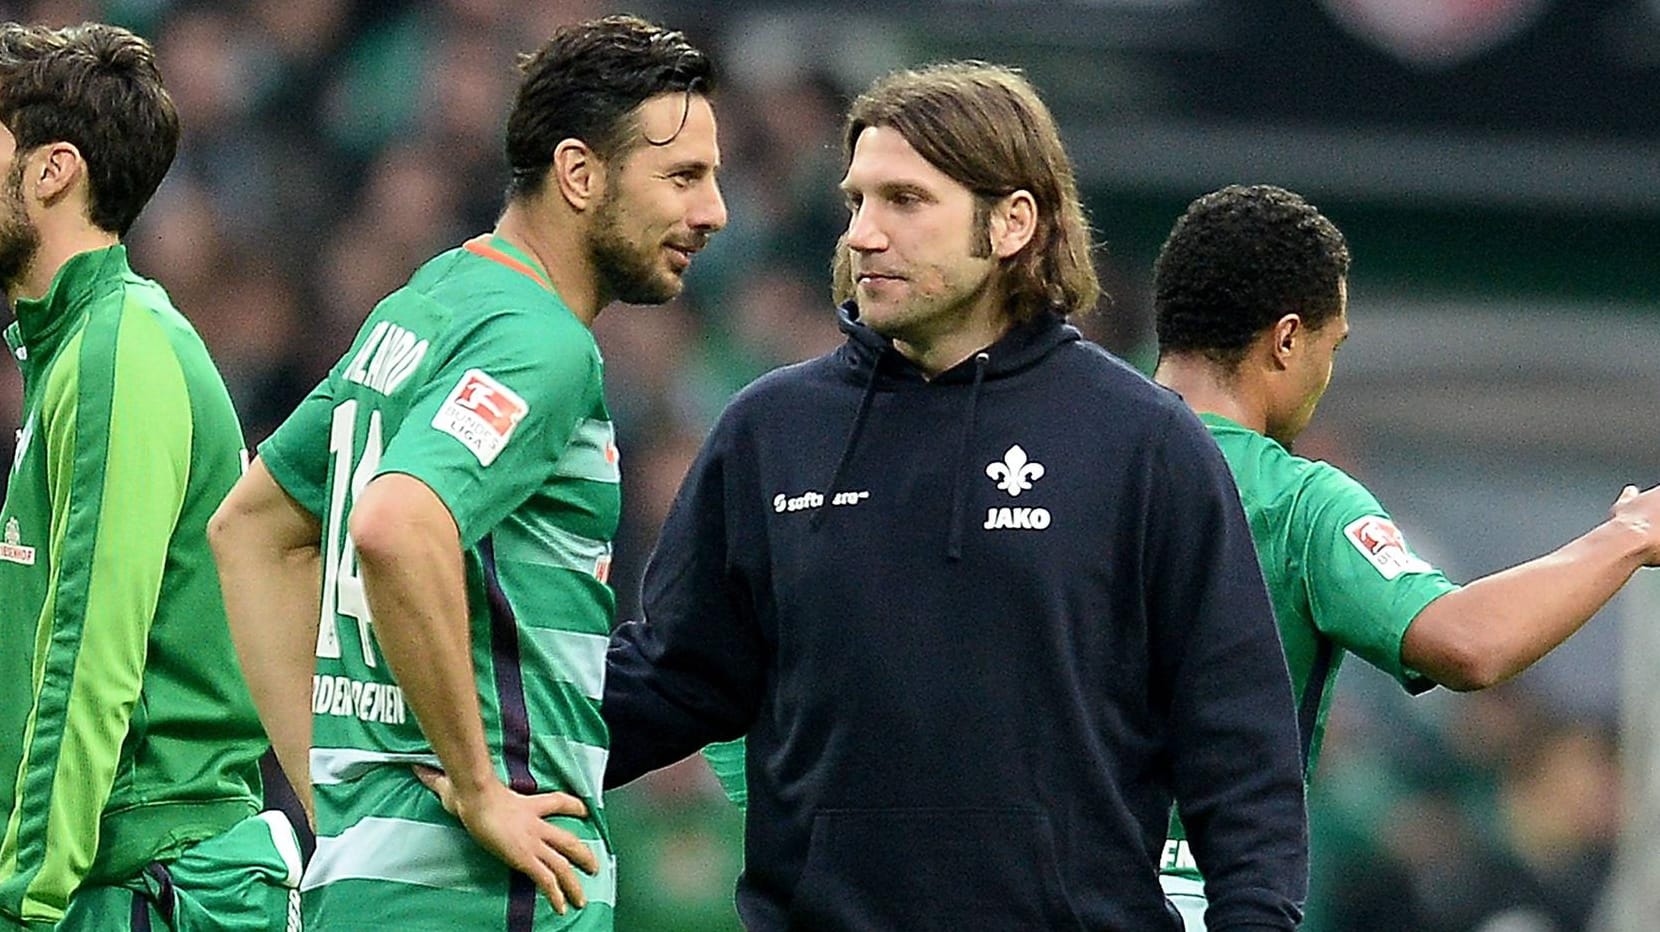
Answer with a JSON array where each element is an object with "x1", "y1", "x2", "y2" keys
[
  {"x1": 11, "y1": 245, "x2": 128, "y2": 359},
  {"x1": 1197, "y1": 412, "x2": 1250, "y2": 433},
  {"x1": 463, "y1": 234, "x2": 557, "y2": 295}
]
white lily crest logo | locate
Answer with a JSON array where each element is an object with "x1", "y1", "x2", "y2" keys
[{"x1": 986, "y1": 444, "x2": 1044, "y2": 497}]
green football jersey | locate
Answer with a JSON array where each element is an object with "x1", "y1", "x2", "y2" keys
[
  {"x1": 1162, "y1": 413, "x2": 1456, "y2": 883},
  {"x1": 260, "y1": 235, "x2": 619, "y2": 902}
]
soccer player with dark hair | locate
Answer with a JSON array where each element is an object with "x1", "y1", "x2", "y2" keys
[
  {"x1": 1151, "y1": 183, "x2": 1660, "y2": 928},
  {"x1": 0, "y1": 20, "x2": 302, "y2": 931},
  {"x1": 604, "y1": 64, "x2": 1308, "y2": 931},
  {"x1": 207, "y1": 15, "x2": 726, "y2": 931}
]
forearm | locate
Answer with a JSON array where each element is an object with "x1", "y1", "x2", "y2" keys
[
  {"x1": 603, "y1": 615, "x2": 759, "y2": 789},
  {"x1": 210, "y1": 460, "x2": 326, "y2": 814},
  {"x1": 1405, "y1": 518, "x2": 1648, "y2": 689},
  {"x1": 353, "y1": 479, "x2": 496, "y2": 796},
  {"x1": 216, "y1": 533, "x2": 322, "y2": 812}
]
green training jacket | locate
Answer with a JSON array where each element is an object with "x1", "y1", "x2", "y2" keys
[{"x1": 0, "y1": 246, "x2": 266, "y2": 930}]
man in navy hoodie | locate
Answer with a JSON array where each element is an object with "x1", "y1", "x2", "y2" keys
[{"x1": 604, "y1": 62, "x2": 1308, "y2": 931}]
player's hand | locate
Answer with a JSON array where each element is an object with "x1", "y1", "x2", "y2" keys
[
  {"x1": 1609, "y1": 484, "x2": 1660, "y2": 565},
  {"x1": 413, "y1": 764, "x2": 598, "y2": 914}
]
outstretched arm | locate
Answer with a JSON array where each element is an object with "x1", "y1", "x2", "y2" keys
[{"x1": 1403, "y1": 484, "x2": 1660, "y2": 691}]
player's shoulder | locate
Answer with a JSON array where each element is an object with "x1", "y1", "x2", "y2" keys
[
  {"x1": 92, "y1": 271, "x2": 228, "y2": 388},
  {"x1": 1277, "y1": 453, "x2": 1389, "y2": 533},
  {"x1": 1059, "y1": 339, "x2": 1196, "y2": 426},
  {"x1": 383, "y1": 251, "x2": 596, "y2": 361}
]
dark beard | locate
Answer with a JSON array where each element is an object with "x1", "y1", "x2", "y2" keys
[
  {"x1": 587, "y1": 191, "x2": 679, "y2": 307},
  {"x1": 0, "y1": 162, "x2": 40, "y2": 293}
]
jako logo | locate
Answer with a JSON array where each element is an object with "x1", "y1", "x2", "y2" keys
[{"x1": 983, "y1": 507, "x2": 1051, "y2": 530}]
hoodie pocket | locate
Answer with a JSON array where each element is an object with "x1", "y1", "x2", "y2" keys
[{"x1": 787, "y1": 808, "x2": 1087, "y2": 931}]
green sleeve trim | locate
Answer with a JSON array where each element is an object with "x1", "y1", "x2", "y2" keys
[
  {"x1": 700, "y1": 738, "x2": 749, "y2": 809},
  {"x1": 0, "y1": 305, "x2": 193, "y2": 922},
  {"x1": 1297, "y1": 464, "x2": 1458, "y2": 689},
  {"x1": 259, "y1": 384, "x2": 336, "y2": 519}
]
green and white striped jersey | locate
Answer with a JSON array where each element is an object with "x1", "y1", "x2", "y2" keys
[{"x1": 261, "y1": 235, "x2": 618, "y2": 844}]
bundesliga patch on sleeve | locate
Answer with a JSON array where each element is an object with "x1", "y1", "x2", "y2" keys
[
  {"x1": 431, "y1": 369, "x2": 528, "y2": 466},
  {"x1": 1343, "y1": 515, "x2": 1435, "y2": 580}
]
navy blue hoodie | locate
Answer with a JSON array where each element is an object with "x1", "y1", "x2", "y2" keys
[{"x1": 605, "y1": 305, "x2": 1307, "y2": 930}]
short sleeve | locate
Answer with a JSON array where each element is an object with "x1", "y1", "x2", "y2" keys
[
  {"x1": 259, "y1": 378, "x2": 335, "y2": 518},
  {"x1": 1296, "y1": 464, "x2": 1458, "y2": 692},
  {"x1": 375, "y1": 307, "x2": 599, "y2": 546}
]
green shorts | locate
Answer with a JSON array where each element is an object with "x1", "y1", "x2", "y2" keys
[
  {"x1": 58, "y1": 811, "x2": 303, "y2": 931},
  {"x1": 302, "y1": 766, "x2": 614, "y2": 931},
  {"x1": 1160, "y1": 873, "x2": 1207, "y2": 932}
]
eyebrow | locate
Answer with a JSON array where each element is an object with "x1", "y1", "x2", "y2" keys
[
  {"x1": 663, "y1": 158, "x2": 718, "y2": 175},
  {"x1": 839, "y1": 179, "x2": 932, "y2": 199}
]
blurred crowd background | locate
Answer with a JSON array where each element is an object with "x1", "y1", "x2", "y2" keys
[{"x1": 4, "y1": 1, "x2": 1660, "y2": 929}]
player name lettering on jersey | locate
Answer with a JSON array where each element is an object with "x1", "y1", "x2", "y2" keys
[
  {"x1": 343, "y1": 321, "x2": 429, "y2": 397},
  {"x1": 312, "y1": 674, "x2": 408, "y2": 725},
  {"x1": 1159, "y1": 839, "x2": 1198, "y2": 872}
]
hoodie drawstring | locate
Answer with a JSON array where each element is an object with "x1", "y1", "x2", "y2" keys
[
  {"x1": 810, "y1": 349, "x2": 885, "y2": 531},
  {"x1": 945, "y1": 352, "x2": 990, "y2": 561}
]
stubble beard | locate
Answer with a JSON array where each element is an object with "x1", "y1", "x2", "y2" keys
[
  {"x1": 588, "y1": 190, "x2": 679, "y2": 307},
  {"x1": 0, "y1": 162, "x2": 40, "y2": 294}
]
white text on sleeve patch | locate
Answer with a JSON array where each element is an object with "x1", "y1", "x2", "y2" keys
[
  {"x1": 431, "y1": 369, "x2": 529, "y2": 466},
  {"x1": 1343, "y1": 515, "x2": 1434, "y2": 580}
]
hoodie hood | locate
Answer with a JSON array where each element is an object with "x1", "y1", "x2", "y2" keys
[
  {"x1": 833, "y1": 300, "x2": 1081, "y2": 386},
  {"x1": 818, "y1": 301, "x2": 1082, "y2": 558}
]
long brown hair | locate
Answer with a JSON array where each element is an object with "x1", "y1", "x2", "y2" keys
[{"x1": 831, "y1": 62, "x2": 1100, "y2": 321}]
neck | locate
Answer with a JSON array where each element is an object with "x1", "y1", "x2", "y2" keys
[
  {"x1": 1153, "y1": 353, "x2": 1269, "y2": 434},
  {"x1": 7, "y1": 225, "x2": 120, "y2": 305},
  {"x1": 493, "y1": 197, "x2": 605, "y2": 327},
  {"x1": 892, "y1": 293, "x2": 1012, "y2": 380}
]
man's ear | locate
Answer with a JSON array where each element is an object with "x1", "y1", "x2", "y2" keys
[
  {"x1": 988, "y1": 189, "x2": 1037, "y2": 259},
  {"x1": 551, "y1": 138, "x2": 603, "y2": 211},
  {"x1": 1269, "y1": 313, "x2": 1303, "y2": 371},
  {"x1": 31, "y1": 142, "x2": 85, "y2": 208}
]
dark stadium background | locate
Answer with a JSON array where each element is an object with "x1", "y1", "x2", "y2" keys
[{"x1": 3, "y1": 1, "x2": 1658, "y2": 929}]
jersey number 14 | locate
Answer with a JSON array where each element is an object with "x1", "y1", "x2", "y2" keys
[{"x1": 315, "y1": 399, "x2": 383, "y2": 667}]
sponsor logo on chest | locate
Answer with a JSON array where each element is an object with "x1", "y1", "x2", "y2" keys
[
  {"x1": 1, "y1": 516, "x2": 36, "y2": 566},
  {"x1": 772, "y1": 489, "x2": 871, "y2": 513},
  {"x1": 983, "y1": 444, "x2": 1050, "y2": 531}
]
